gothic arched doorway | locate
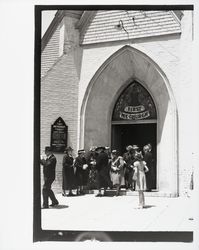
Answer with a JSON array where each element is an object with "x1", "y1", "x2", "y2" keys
[
  {"x1": 80, "y1": 45, "x2": 178, "y2": 196},
  {"x1": 111, "y1": 80, "x2": 157, "y2": 189}
]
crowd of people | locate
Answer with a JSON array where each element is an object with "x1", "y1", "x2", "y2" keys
[{"x1": 40, "y1": 143, "x2": 155, "y2": 209}]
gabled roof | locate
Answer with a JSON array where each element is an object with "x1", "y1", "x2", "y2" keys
[
  {"x1": 78, "y1": 10, "x2": 182, "y2": 45},
  {"x1": 41, "y1": 10, "x2": 183, "y2": 50}
]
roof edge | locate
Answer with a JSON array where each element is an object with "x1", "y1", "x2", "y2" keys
[
  {"x1": 41, "y1": 10, "x2": 64, "y2": 52},
  {"x1": 41, "y1": 10, "x2": 83, "y2": 53},
  {"x1": 75, "y1": 11, "x2": 97, "y2": 30}
]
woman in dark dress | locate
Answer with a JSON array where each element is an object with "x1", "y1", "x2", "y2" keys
[
  {"x1": 62, "y1": 146, "x2": 76, "y2": 196},
  {"x1": 123, "y1": 145, "x2": 134, "y2": 189},
  {"x1": 85, "y1": 147, "x2": 98, "y2": 190},
  {"x1": 74, "y1": 150, "x2": 89, "y2": 195}
]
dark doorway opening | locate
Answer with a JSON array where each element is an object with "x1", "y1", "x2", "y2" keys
[{"x1": 111, "y1": 123, "x2": 157, "y2": 189}]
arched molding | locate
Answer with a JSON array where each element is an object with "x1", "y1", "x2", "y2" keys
[{"x1": 80, "y1": 45, "x2": 179, "y2": 196}]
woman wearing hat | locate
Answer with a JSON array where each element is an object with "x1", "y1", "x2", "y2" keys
[
  {"x1": 62, "y1": 146, "x2": 76, "y2": 196},
  {"x1": 74, "y1": 150, "x2": 88, "y2": 195},
  {"x1": 110, "y1": 150, "x2": 125, "y2": 196},
  {"x1": 123, "y1": 145, "x2": 134, "y2": 189},
  {"x1": 133, "y1": 151, "x2": 149, "y2": 208},
  {"x1": 85, "y1": 146, "x2": 98, "y2": 190}
]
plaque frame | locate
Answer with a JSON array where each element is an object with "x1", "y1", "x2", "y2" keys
[{"x1": 50, "y1": 117, "x2": 68, "y2": 153}]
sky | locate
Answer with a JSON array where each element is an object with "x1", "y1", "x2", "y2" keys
[{"x1": 42, "y1": 10, "x2": 57, "y2": 36}]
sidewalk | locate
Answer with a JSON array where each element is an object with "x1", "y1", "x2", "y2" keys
[{"x1": 41, "y1": 191, "x2": 194, "y2": 232}]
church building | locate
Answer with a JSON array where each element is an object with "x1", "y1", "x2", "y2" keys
[{"x1": 40, "y1": 9, "x2": 194, "y2": 197}]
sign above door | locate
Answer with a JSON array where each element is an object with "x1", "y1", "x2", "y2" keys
[{"x1": 112, "y1": 81, "x2": 157, "y2": 121}]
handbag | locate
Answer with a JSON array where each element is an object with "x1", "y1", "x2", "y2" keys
[{"x1": 132, "y1": 171, "x2": 137, "y2": 181}]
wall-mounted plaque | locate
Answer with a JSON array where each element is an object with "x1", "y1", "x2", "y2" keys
[
  {"x1": 51, "y1": 117, "x2": 68, "y2": 153},
  {"x1": 112, "y1": 81, "x2": 157, "y2": 121}
]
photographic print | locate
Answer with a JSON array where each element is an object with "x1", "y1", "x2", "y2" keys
[{"x1": 34, "y1": 5, "x2": 195, "y2": 242}]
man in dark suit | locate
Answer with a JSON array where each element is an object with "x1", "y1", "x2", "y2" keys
[
  {"x1": 40, "y1": 146, "x2": 59, "y2": 208},
  {"x1": 143, "y1": 144, "x2": 155, "y2": 191},
  {"x1": 95, "y1": 146, "x2": 112, "y2": 197}
]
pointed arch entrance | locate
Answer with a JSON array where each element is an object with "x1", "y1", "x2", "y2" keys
[
  {"x1": 80, "y1": 45, "x2": 178, "y2": 196},
  {"x1": 111, "y1": 80, "x2": 157, "y2": 189}
]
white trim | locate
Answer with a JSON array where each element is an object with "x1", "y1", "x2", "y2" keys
[{"x1": 112, "y1": 120, "x2": 157, "y2": 125}]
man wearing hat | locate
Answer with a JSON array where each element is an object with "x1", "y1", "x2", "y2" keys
[
  {"x1": 95, "y1": 146, "x2": 113, "y2": 197},
  {"x1": 143, "y1": 144, "x2": 155, "y2": 191},
  {"x1": 40, "y1": 146, "x2": 59, "y2": 208}
]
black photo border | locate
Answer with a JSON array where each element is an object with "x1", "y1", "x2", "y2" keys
[{"x1": 34, "y1": 4, "x2": 194, "y2": 242}]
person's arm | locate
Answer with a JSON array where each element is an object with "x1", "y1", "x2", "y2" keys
[
  {"x1": 117, "y1": 157, "x2": 124, "y2": 170},
  {"x1": 41, "y1": 156, "x2": 55, "y2": 167},
  {"x1": 133, "y1": 161, "x2": 138, "y2": 172},
  {"x1": 144, "y1": 161, "x2": 149, "y2": 172}
]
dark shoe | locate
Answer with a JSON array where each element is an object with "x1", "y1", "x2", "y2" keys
[
  {"x1": 62, "y1": 192, "x2": 67, "y2": 196},
  {"x1": 95, "y1": 193, "x2": 102, "y2": 197},
  {"x1": 49, "y1": 201, "x2": 59, "y2": 207},
  {"x1": 42, "y1": 205, "x2": 49, "y2": 209},
  {"x1": 103, "y1": 193, "x2": 109, "y2": 196}
]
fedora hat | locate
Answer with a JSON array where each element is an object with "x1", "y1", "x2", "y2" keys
[
  {"x1": 78, "y1": 149, "x2": 85, "y2": 154},
  {"x1": 45, "y1": 146, "x2": 52, "y2": 152},
  {"x1": 132, "y1": 145, "x2": 139, "y2": 150},
  {"x1": 95, "y1": 146, "x2": 105, "y2": 151},
  {"x1": 111, "y1": 149, "x2": 118, "y2": 155},
  {"x1": 126, "y1": 145, "x2": 133, "y2": 151}
]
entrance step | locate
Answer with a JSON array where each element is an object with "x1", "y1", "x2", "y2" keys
[{"x1": 82, "y1": 189, "x2": 175, "y2": 197}]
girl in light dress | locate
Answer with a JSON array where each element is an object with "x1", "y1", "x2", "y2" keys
[{"x1": 133, "y1": 151, "x2": 149, "y2": 208}]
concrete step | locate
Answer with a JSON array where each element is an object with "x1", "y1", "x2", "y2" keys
[{"x1": 54, "y1": 189, "x2": 175, "y2": 197}]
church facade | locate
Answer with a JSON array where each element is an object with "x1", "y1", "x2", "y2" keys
[{"x1": 40, "y1": 9, "x2": 194, "y2": 197}]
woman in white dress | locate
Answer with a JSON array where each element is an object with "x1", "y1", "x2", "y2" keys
[
  {"x1": 133, "y1": 151, "x2": 149, "y2": 208},
  {"x1": 109, "y1": 150, "x2": 125, "y2": 196}
]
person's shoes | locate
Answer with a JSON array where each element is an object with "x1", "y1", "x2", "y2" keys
[
  {"x1": 67, "y1": 193, "x2": 75, "y2": 197},
  {"x1": 95, "y1": 193, "x2": 102, "y2": 197},
  {"x1": 62, "y1": 192, "x2": 67, "y2": 196},
  {"x1": 49, "y1": 201, "x2": 59, "y2": 207},
  {"x1": 42, "y1": 205, "x2": 49, "y2": 209}
]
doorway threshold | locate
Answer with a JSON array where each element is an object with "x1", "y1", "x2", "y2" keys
[{"x1": 82, "y1": 189, "x2": 177, "y2": 197}]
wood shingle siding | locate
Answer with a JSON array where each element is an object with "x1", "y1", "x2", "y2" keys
[
  {"x1": 80, "y1": 10, "x2": 181, "y2": 45},
  {"x1": 41, "y1": 25, "x2": 60, "y2": 78}
]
